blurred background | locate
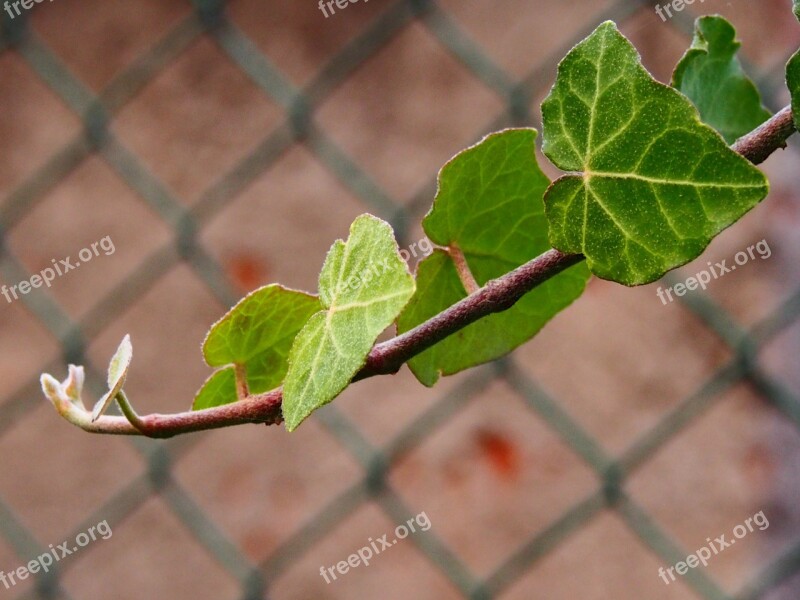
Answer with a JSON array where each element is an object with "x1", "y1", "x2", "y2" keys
[{"x1": 1, "y1": 0, "x2": 800, "y2": 598}]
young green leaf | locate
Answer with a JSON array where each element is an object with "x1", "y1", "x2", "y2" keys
[
  {"x1": 91, "y1": 334, "x2": 133, "y2": 421},
  {"x1": 788, "y1": 2, "x2": 800, "y2": 130},
  {"x1": 192, "y1": 367, "x2": 236, "y2": 411},
  {"x1": 282, "y1": 214, "x2": 415, "y2": 431},
  {"x1": 542, "y1": 21, "x2": 768, "y2": 286},
  {"x1": 397, "y1": 129, "x2": 589, "y2": 386},
  {"x1": 194, "y1": 284, "x2": 320, "y2": 410},
  {"x1": 672, "y1": 16, "x2": 770, "y2": 143}
]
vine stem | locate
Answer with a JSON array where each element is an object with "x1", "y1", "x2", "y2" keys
[{"x1": 79, "y1": 106, "x2": 796, "y2": 438}]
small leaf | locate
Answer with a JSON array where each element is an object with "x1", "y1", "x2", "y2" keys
[
  {"x1": 789, "y1": 54, "x2": 800, "y2": 130},
  {"x1": 397, "y1": 129, "x2": 589, "y2": 386},
  {"x1": 672, "y1": 16, "x2": 770, "y2": 143},
  {"x1": 194, "y1": 284, "x2": 320, "y2": 409},
  {"x1": 41, "y1": 374, "x2": 63, "y2": 405},
  {"x1": 63, "y1": 365, "x2": 85, "y2": 406},
  {"x1": 788, "y1": 3, "x2": 800, "y2": 130},
  {"x1": 541, "y1": 21, "x2": 768, "y2": 286},
  {"x1": 41, "y1": 370, "x2": 90, "y2": 428},
  {"x1": 192, "y1": 367, "x2": 237, "y2": 411},
  {"x1": 91, "y1": 334, "x2": 133, "y2": 422},
  {"x1": 282, "y1": 214, "x2": 415, "y2": 431}
]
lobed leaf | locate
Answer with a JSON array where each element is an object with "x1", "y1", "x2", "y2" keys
[
  {"x1": 542, "y1": 21, "x2": 768, "y2": 286},
  {"x1": 672, "y1": 16, "x2": 770, "y2": 143},
  {"x1": 193, "y1": 284, "x2": 320, "y2": 410},
  {"x1": 397, "y1": 129, "x2": 590, "y2": 386},
  {"x1": 282, "y1": 214, "x2": 415, "y2": 431}
]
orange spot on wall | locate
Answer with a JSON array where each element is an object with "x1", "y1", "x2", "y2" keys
[
  {"x1": 475, "y1": 429, "x2": 521, "y2": 481},
  {"x1": 227, "y1": 253, "x2": 268, "y2": 291}
]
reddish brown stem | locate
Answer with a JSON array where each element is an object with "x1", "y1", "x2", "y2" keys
[{"x1": 76, "y1": 105, "x2": 796, "y2": 437}]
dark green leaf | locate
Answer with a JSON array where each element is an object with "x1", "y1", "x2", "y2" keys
[
  {"x1": 673, "y1": 16, "x2": 770, "y2": 143},
  {"x1": 542, "y1": 21, "x2": 769, "y2": 286},
  {"x1": 398, "y1": 129, "x2": 589, "y2": 386}
]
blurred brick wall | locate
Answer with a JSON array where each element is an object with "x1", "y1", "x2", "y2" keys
[{"x1": 1, "y1": 1, "x2": 800, "y2": 599}]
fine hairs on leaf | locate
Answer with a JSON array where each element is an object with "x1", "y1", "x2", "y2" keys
[{"x1": 40, "y1": 14, "x2": 797, "y2": 437}]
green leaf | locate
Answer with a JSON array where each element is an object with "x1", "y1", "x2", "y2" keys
[
  {"x1": 397, "y1": 129, "x2": 590, "y2": 386},
  {"x1": 192, "y1": 367, "x2": 236, "y2": 411},
  {"x1": 541, "y1": 21, "x2": 769, "y2": 286},
  {"x1": 672, "y1": 16, "x2": 770, "y2": 143},
  {"x1": 787, "y1": 53, "x2": 800, "y2": 130},
  {"x1": 193, "y1": 284, "x2": 320, "y2": 410},
  {"x1": 282, "y1": 214, "x2": 415, "y2": 431},
  {"x1": 91, "y1": 334, "x2": 133, "y2": 422},
  {"x1": 788, "y1": 3, "x2": 800, "y2": 130}
]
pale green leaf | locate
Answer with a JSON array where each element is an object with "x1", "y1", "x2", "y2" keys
[
  {"x1": 282, "y1": 214, "x2": 415, "y2": 431},
  {"x1": 193, "y1": 284, "x2": 320, "y2": 410},
  {"x1": 672, "y1": 16, "x2": 770, "y2": 143},
  {"x1": 397, "y1": 129, "x2": 589, "y2": 386},
  {"x1": 542, "y1": 21, "x2": 769, "y2": 286},
  {"x1": 91, "y1": 334, "x2": 132, "y2": 422}
]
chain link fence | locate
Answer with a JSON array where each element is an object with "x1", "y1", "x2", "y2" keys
[{"x1": 1, "y1": 0, "x2": 799, "y2": 598}]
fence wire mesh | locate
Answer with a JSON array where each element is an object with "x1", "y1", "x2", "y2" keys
[{"x1": 1, "y1": 0, "x2": 799, "y2": 599}]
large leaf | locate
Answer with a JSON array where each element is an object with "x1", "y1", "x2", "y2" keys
[
  {"x1": 541, "y1": 21, "x2": 769, "y2": 286},
  {"x1": 672, "y1": 16, "x2": 770, "y2": 143},
  {"x1": 282, "y1": 214, "x2": 415, "y2": 431},
  {"x1": 397, "y1": 129, "x2": 590, "y2": 386},
  {"x1": 193, "y1": 285, "x2": 320, "y2": 410},
  {"x1": 788, "y1": 2, "x2": 800, "y2": 130}
]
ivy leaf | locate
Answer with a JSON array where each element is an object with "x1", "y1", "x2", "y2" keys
[
  {"x1": 672, "y1": 16, "x2": 770, "y2": 143},
  {"x1": 541, "y1": 21, "x2": 769, "y2": 286},
  {"x1": 192, "y1": 367, "x2": 236, "y2": 411},
  {"x1": 788, "y1": 3, "x2": 800, "y2": 130},
  {"x1": 91, "y1": 335, "x2": 133, "y2": 422},
  {"x1": 282, "y1": 214, "x2": 415, "y2": 431},
  {"x1": 397, "y1": 129, "x2": 590, "y2": 386},
  {"x1": 193, "y1": 285, "x2": 320, "y2": 410}
]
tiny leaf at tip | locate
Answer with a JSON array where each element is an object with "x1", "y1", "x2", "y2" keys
[{"x1": 91, "y1": 334, "x2": 133, "y2": 422}]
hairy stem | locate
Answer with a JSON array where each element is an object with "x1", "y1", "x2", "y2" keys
[{"x1": 76, "y1": 105, "x2": 796, "y2": 437}]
